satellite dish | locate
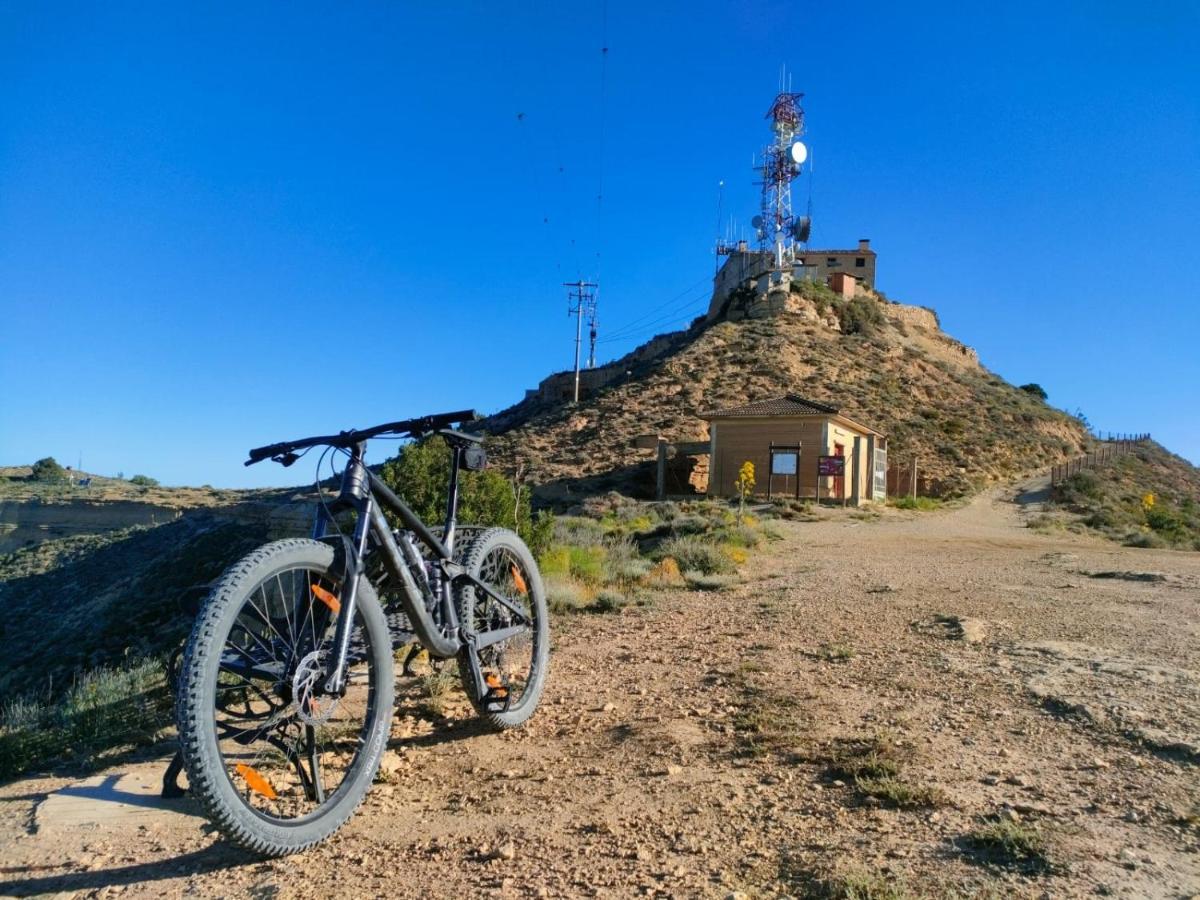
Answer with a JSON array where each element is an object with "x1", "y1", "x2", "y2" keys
[
  {"x1": 792, "y1": 216, "x2": 812, "y2": 243},
  {"x1": 751, "y1": 215, "x2": 764, "y2": 229},
  {"x1": 790, "y1": 141, "x2": 808, "y2": 165}
]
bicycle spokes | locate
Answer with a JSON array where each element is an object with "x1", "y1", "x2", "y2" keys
[{"x1": 212, "y1": 568, "x2": 378, "y2": 819}]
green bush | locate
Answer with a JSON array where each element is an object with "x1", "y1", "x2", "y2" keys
[
  {"x1": 539, "y1": 544, "x2": 605, "y2": 585},
  {"x1": 1056, "y1": 471, "x2": 1102, "y2": 503},
  {"x1": 129, "y1": 474, "x2": 159, "y2": 487},
  {"x1": 659, "y1": 535, "x2": 735, "y2": 575},
  {"x1": 30, "y1": 457, "x2": 66, "y2": 483},
  {"x1": 379, "y1": 438, "x2": 534, "y2": 544},
  {"x1": 717, "y1": 523, "x2": 761, "y2": 548},
  {"x1": 834, "y1": 295, "x2": 885, "y2": 336},
  {"x1": 1019, "y1": 383, "x2": 1049, "y2": 401}
]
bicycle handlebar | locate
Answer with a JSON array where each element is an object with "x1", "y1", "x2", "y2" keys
[{"x1": 245, "y1": 409, "x2": 477, "y2": 466}]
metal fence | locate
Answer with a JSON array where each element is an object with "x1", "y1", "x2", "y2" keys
[{"x1": 1050, "y1": 434, "x2": 1150, "y2": 486}]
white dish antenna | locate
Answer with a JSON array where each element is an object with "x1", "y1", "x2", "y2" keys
[{"x1": 790, "y1": 141, "x2": 808, "y2": 165}]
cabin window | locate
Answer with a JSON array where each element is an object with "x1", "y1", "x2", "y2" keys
[{"x1": 855, "y1": 257, "x2": 865, "y2": 267}]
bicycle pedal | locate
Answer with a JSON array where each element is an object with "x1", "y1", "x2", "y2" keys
[{"x1": 482, "y1": 673, "x2": 511, "y2": 709}]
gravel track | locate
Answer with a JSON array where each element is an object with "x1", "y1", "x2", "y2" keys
[{"x1": 2, "y1": 488, "x2": 1197, "y2": 898}]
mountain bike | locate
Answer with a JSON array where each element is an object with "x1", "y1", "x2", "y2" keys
[{"x1": 174, "y1": 410, "x2": 549, "y2": 856}]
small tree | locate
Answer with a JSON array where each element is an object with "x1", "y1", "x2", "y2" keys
[
  {"x1": 30, "y1": 457, "x2": 66, "y2": 483},
  {"x1": 1019, "y1": 383, "x2": 1048, "y2": 401},
  {"x1": 378, "y1": 438, "x2": 534, "y2": 542},
  {"x1": 734, "y1": 460, "x2": 756, "y2": 524},
  {"x1": 130, "y1": 474, "x2": 159, "y2": 487}
]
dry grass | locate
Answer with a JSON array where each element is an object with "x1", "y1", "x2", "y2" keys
[{"x1": 964, "y1": 816, "x2": 1052, "y2": 871}]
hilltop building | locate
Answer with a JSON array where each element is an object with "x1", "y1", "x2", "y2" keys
[{"x1": 706, "y1": 239, "x2": 877, "y2": 323}]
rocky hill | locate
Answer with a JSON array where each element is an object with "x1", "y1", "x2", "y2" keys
[{"x1": 483, "y1": 281, "x2": 1092, "y2": 501}]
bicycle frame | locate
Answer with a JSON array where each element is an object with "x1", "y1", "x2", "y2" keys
[{"x1": 313, "y1": 440, "x2": 530, "y2": 696}]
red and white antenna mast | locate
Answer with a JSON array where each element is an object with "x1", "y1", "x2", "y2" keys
[{"x1": 754, "y1": 75, "x2": 810, "y2": 270}]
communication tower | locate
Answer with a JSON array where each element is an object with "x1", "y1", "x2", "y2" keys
[{"x1": 752, "y1": 89, "x2": 811, "y2": 270}]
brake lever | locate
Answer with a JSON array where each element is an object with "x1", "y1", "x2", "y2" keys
[{"x1": 275, "y1": 452, "x2": 300, "y2": 467}]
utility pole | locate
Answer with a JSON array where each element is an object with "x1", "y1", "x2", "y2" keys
[{"x1": 564, "y1": 280, "x2": 598, "y2": 404}]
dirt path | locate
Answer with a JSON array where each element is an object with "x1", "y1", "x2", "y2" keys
[{"x1": 2, "y1": 492, "x2": 1198, "y2": 899}]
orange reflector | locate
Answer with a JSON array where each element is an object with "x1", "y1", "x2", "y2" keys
[
  {"x1": 235, "y1": 763, "x2": 278, "y2": 800},
  {"x1": 511, "y1": 565, "x2": 528, "y2": 596},
  {"x1": 485, "y1": 673, "x2": 508, "y2": 698},
  {"x1": 311, "y1": 583, "x2": 341, "y2": 614}
]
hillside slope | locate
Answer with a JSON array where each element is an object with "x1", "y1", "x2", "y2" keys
[
  {"x1": 1043, "y1": 442, "x2": 1200, "y2": 550},
  {"x1": 484, "y1": 283, "x2": 1091, "y2": 500}
]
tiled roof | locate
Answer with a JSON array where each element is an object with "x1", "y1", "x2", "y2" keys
[{"x1": 702, "y1": 395, "x2": 841, "y2": 419}]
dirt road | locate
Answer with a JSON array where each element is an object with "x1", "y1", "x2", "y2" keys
[{"x1": 2, "y1": 489, "x2": 1198, "y2": 898}]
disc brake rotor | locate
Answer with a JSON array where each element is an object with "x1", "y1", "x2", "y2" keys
[{"x1": 292, "y1": 650, "x2": 339, "y2": 726}]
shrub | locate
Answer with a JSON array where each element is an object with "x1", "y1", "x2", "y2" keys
[
  {"x1": 682, "y1": 570, "x2": 737, "y2": 591},
  {"x1": 591, "y1": 590, "x2": 629, "y2": 613},
  {"x1": 30, "y1": 457, "x2": 66, "y2": 483},
  {"x1": 1056, "y1": 471, "x2": 1101, "y2": 503},
  {"x1": 966, "y1": 818, "x2": 1047, "y2": 863},
  {"x1": 129, "y1": 474, "x2": 159, "y2": 487},
  {"x1": 1125, "y1": 530, "x2": 1166, "y2": 549},
  {"x1": 539, "y1": 544, "x2": 604, "y2": 585},
  {"x1": 659, "y1": 536, "x2": 735, "y2": 575},
  {"x1": 718, "y1": 523, "x2": 761, "y2": 548},
  {"x1": 379, "y1": 437, "x2": 534, "y2": 543},
  {"x1": 601, "y1": 537, "x2": 641, "y2": 583},
  {"x1": 669, "y1": 514, "x2": 711, "y2": 536},
  {"x1": 1019, "y1": 383, "x2": 1048, "y2": 401},
  {"x1": 552, "y1": 516, "x2": 606, "y2": 548},
  {"x1": 834, "y1": 295, "x2": 885, "y2": 336},
  {"x1": 645, "y1": 557, "x2": 685, "y2": 587},
  {"x1": 544, "y1": 574, "x2": 590, "y2": 614}
]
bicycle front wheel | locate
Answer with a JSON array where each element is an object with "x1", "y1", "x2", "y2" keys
[
  {"x1": 456, "y1": 528, "x2": 550, "y2": 729},
  {"x1": 175, "y1": 539, "x2": 394, "y2": 856}
]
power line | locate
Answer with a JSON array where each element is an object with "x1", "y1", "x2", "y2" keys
[
  {"x1": 599, "y1": 275, "x2": 711, "y2": 341},
  {"x1": 597, "y1": 293, "x2": 710, "y2": 345}
]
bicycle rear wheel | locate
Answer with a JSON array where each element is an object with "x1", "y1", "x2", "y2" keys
[{"x1": 176, "y1": 539, "x2": 394, "y2": 856}]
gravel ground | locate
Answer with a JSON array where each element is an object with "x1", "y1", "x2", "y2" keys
[{"x1": 2, "y1": 486, "x2": 1197, "y2": 899}]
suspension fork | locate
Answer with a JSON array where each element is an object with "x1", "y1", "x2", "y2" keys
[{"x1": 322, "y1": 452, "x2": 373, "y2": 695}]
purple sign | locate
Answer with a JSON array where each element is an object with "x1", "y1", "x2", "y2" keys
[{"x1": 817, "y1": 455, "x2": 845, "y2": 477}]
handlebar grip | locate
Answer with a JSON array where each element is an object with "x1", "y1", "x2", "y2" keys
[{"x1": 245, "y1": 442, "x2": 286, "y2": 465}]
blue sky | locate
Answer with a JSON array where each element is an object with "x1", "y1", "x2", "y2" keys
[{"x1": 2, "y1": 2, "x2": 1197, "y2": 487}]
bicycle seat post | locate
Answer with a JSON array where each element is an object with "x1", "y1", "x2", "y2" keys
[{"x1": 443, "y1": 444, "x2": 462, "y2": 556}]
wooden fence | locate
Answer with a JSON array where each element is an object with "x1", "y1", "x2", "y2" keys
[{"x1": 1049, "y1": 434, "x2": 1150, "y2": 486}]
